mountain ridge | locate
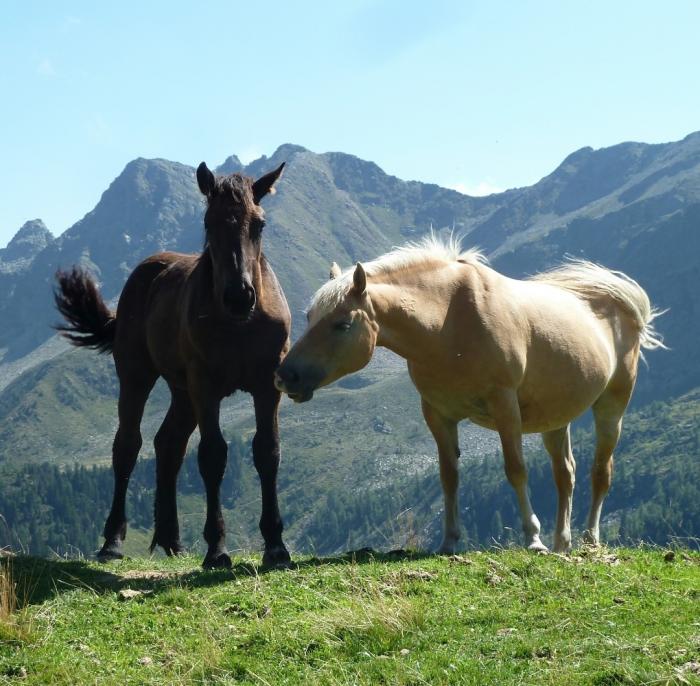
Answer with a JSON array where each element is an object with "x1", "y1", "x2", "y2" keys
[{"x1": 0, "y1": 132, "x2": 698, "y2": 391}]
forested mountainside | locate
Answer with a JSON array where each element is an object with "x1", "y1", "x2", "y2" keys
[{"x1": 1, "y1": 389, "x2": 697, "y2": 557}]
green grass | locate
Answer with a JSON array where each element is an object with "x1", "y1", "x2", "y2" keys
[{"x1": 1, "y1": 548, "x2": 698, "y2": 685}]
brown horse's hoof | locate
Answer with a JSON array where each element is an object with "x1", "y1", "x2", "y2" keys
[
  {"x1": 150, "y1": 535, "x2": 185, "y2": 557},
  {"x1": 97, "y1": 541, "x2": 124, "y2": 562},
  {"x1": 162, "y1": 543, "x2": 185, "y2": 557},
  {"x1": 262, "y1": 546, "x2": 292, "y2": 568},
  {"x1": 203, "y1": 551, "x2": 232, "y2": 570}
]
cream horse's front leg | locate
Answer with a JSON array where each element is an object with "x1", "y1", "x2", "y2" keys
[
  {"x1": 421, "y1": 398, "x2": 461, "y2": 553},
  {"x1": 488, "y1": 389, "x2": 547, "y2": 552}
]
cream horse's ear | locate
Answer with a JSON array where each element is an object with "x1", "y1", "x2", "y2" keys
[
  {"x1": 329, "y1": 262, "x2": 342, "y2": 280},
  {"x1": 352, "y1": 262, "x2": 367, "y2": 294}
]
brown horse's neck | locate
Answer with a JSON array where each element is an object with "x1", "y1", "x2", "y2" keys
[
  {"x1": 193, "y1": 247, "x2": 215, "y2": 294},
  {"x1": 197, "y1": 245, "x2": 213, "y2": 272}
]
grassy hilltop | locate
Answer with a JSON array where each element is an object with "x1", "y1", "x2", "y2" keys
[{"x1": 1, "y1": 548, "x2": 698, "y2": 685}]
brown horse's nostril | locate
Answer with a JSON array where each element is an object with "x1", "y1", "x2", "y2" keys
[
  {"x1": 224, "y1": 280, "x2": 256, "y2": 316},
  {"x1": 243, "y1": 282, "x2": 256, "y2": 310}
]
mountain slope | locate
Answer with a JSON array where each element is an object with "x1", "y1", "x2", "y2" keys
[
  {"x1": 4, "y1": 132, "x2": 699, "y2": 363},
  {"x1": 0, "y1": 134, "x2": 697, "y2": 457},
  {"x1": 0, "y1": 159, "x2": 204, "y2": 357}
]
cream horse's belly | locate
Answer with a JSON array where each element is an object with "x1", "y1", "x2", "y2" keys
[{"x1": 409, "y1": 289, "x2": 616, "y2": 434}]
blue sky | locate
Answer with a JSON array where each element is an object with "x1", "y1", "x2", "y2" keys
[{"x1": 1, "y1": 1, "x2": 699, "y2": 247}]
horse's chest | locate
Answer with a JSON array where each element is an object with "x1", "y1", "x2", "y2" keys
[
  {"x1": 204, "y1": 347, "x2": 271, "y2": 395},
  {"x1": 184, "y1": 314, "x2": 288, "y2": 391}
]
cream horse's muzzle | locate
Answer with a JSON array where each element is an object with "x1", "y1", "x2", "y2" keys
[{"x1": 274, "y1": 363, "x2": 321, "y2": 403}]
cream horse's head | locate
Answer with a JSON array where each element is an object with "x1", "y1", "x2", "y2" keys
[{"x1": 275, "y1": 262, "x2": 379, "y2": 402}]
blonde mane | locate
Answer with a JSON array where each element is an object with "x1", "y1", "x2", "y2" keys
[{"x1": 308, "y1": 235, "x2": 487, "y2": 322}]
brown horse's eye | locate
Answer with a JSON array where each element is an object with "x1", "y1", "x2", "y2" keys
[{"x1": 333, "y1": 321, "x2": 351, "y2": 332}]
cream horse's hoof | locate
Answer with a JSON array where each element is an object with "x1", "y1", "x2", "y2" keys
[
  {"x1": 582, "y1": 530, "x2": 600, "y2": 546},
  {"x1": 552, "y1": 536, "x2": 572, "y2": 554},
  {"x1": 527, "y1": 539, "x2": 549, "y2": 553}
]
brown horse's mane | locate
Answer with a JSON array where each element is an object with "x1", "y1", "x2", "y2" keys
[
  {"x1": 207, "y1": 173, "x2": 254, "y2": 203},
  {"x1": 201, "y1": 173, "x2": 260, "y2": 250}
]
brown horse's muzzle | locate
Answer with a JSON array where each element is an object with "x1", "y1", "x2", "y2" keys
[{"x1": 223, "y1": 279, "x2": 256, "y2": 320}]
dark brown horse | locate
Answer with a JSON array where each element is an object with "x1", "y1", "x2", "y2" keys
[{"x1": 54, "y1": 161, "x2": 291, "y2": 568}]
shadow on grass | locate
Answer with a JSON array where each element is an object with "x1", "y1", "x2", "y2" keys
[{"x1": 2, "y1": 547, "x2": 434, "y2": 607}]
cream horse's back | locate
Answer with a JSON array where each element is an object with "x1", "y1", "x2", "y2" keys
[
  {"x1": 406, "y1": 267, "x2": 628, "y2": 434},
  {"x1": 275, "y1": 237, "x2": 665, "y2": 553}
]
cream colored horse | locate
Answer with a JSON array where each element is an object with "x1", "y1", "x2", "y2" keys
[{"x1": 275, "y1": 237, "x2": 665, "y2": 553}]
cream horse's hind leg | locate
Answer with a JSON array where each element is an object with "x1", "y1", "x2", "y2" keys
[
  {"x1": 421, "y1": 399, "x2": 461, "y2": 553},
  {"x1": 583, "y1": 394, "x2": 627, "y2": 545},
  {"x1": 489, "y1": 389, "x2": 547, "y2": 552},
  {"x1": 542, "y1": 425, "x2": 576, "y2": 553}
]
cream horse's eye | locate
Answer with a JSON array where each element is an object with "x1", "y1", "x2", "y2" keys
[{"x1": 333, "y1": 321, "x2": 351, "y2": 332}]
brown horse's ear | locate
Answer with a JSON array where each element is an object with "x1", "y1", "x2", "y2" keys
[
  {"x1": 329, "y1": 262, "x2": 342, "y2": 280},
  {"x1": 352, "y1": 262, "x2": 367, "y2": 294},
  {"x1": 197, "y1": 162, "x2": 216, "y2": 198},
  {"x1": 253, "y1": 162, "x2": 285, "y2": 204}
]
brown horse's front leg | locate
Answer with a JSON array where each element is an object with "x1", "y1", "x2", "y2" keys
[
  {"x1": 197, "y1": 422, "x2": 230, "y2": 568},
  {"x1": 189, "y1": 376, "x2": 231, "y2": 569},
  {"x1": 252, "y1": 386, "x2": 290, "y2": 567},
  {"x1": 151, "y1": 386, "x2": 196, "y2": 556}
]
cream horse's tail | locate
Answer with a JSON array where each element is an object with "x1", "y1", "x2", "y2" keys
[{"x1": 530, "y1": 259, "x2": 667, "y2": 351}]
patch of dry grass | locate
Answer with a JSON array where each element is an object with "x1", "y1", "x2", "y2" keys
[{"x1": 0, "y1": 558, "x2": 31, "y2": 643}]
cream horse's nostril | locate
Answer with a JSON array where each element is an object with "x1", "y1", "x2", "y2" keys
[{"x1": 275, "y1": 366, "x2": 299, "y2": 390}]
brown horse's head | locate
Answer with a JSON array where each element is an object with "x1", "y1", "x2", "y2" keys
[
  {"x1": 196, "y1": 161, "x2": 284, "y2": 320},
  {"x1": 275, "y1": 263, "x2": 379, "y2": 401}
]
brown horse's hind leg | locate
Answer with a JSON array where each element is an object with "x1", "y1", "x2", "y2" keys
[
  {"x1": 151, "y1": 386, "x2": 196, "y2": 556},
  {"x1": 542, "y1": 425, "x2": 576, "y2": 553},
  {"x1": 421, "y1": 399, "x2": 461, "y2": 553},
  {"x1": 584, "y1": 392, "x2": 628, "y2": 546},
  {"x1": 488, "y1": 389, "x2": 547, "y2": 552},
  {"x1": 252, "y1": 386, "x2": 290, "y2": 567},
  {"x1": 99, "y1": 375, "x2": 156, "y2": 561}
]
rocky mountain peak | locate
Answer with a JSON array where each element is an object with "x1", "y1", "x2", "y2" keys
[
  {"x1": 244, "y1": 144, "x2": 309, "y2": 177},
  {"x1": 554, "y1": 146, "x2": 595, "y2": 176},
  {"x1": 216, "y1": 154, "x2": 243, "y2": 175},
  {"x1": 0, "y1": 219, "x2": 54, "y2": 271}
]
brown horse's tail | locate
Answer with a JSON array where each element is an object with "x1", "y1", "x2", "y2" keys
[{"x1": 54, "y1": 267, "x2": 116, "y2": 354}]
